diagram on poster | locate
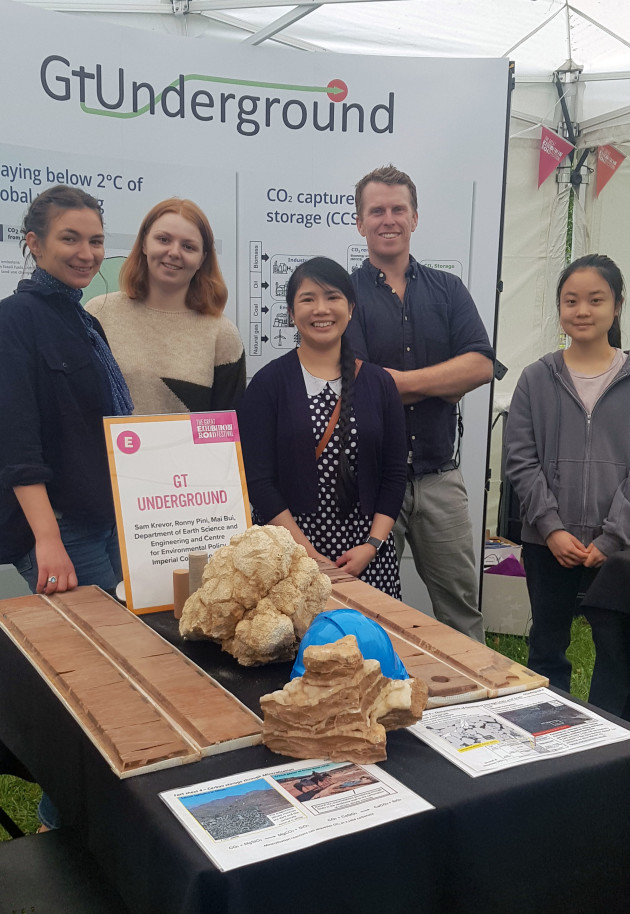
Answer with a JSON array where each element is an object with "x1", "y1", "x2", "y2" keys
[
  {"x1": 238, "y1": 170, "x2": 474, "y2": 369},
  {"x1": 410, "y1": 688, "x2": 630, "y2": 777},
  {"x1": 161, "y1": 757, "x2": 433, "y2": 871}
]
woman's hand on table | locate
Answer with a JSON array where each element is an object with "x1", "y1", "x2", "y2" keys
[{"x1": 335, "y1": 543, "x2": 376, "y2": 577}]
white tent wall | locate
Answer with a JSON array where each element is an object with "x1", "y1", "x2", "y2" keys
[
  {"x1": 39, "y1": 0, "x2": 627, "y2": 63},
  {"x1": 575, "y1": 144, "x2": 630, "y2": 277},
  {"x1": 486, "y1": 101, "x2": 630, "y2": 537},
  {"x1": 486, "y1": 120, "x2": 570, "y2": 536}
]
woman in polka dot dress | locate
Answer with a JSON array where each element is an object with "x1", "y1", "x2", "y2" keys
[{"x1": 239, "y1": 257, "x2": 407, "y2": 598}]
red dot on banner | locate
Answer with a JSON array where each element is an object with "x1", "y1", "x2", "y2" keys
[
  {"x1": 117, "y1": 430, "x2": 141, "y2": 454},
  {"x1": 327, "y1": 79, "x2": 348, "y2": 103}
]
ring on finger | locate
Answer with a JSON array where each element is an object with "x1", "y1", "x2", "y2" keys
[{"x1": 47, "y1": 576, "x2": 57, "y2": 584}]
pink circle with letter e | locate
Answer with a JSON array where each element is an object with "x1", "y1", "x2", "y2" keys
[{"x1": 117, "y1": 431, "x2": 141, "y2": 454}]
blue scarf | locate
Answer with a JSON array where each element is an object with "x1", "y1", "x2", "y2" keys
[{"x1": 31, "y1": 268, "x2": 134, "y2": 417}]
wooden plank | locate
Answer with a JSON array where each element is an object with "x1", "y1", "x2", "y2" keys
[
  {"x1": 318, "y1": 568, "x2": 547, "y2": 701},
  {"x1": 386, "y1": 632, "x2": 486, "y2": 704},
  {"x1": 0, "y1": 588, "x2": 263, "y2": 777},
  {"x1": 0, "y1": 598, "x2": 197, "y2": 773},
  {"x1": 0, "y1": 563, "x2": 547, "y2": 778},
  {"x1": 51, "y1": 588, "x2": 262, "y2": 751}
]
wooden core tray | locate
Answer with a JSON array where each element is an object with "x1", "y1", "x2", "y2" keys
[
  {"x1": 316, "y1": 562, "x2": 547, "y2": 706},
  {"x1": 0, "y1": 587, "x2": 262, "y2": 778}
]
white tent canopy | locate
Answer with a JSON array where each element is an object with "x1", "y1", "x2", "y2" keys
[{"x1": 16, "y1": 0, "x2": 630, "y2": 81}]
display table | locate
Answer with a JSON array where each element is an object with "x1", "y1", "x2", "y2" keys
[{"x1": 1, "y1": 609, "x2": 630, "y2": 914}]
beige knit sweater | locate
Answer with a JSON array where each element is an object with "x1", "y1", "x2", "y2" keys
[{"x1": 86, "y1": 291, "x2": 245, "y2": 415}]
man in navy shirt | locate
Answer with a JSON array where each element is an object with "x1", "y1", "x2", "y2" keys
[{"x1": 345, "y1": 165, "x2": 494, "y2": 642}]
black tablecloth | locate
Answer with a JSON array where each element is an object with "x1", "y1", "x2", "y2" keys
[{"x1": 2, "y1": 611, "x2": 630, "y2": 914}]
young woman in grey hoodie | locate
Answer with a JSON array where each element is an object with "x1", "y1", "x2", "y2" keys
[{"x1": 505, "y1": 254, "x2": 629, "y2": 707}]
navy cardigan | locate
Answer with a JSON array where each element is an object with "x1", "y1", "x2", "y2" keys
[
  {"x1": 0, "y1": 281, "x2": 115, "y2": 563},
  {"x1": 238, "y1": 348, "x2": 407, "y2": 523}
]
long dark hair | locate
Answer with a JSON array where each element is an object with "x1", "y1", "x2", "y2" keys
[
  {"x1": 287, "y1": 257, "x2": 358, "y2": 517},
  {"x1": 557, "y1": 254, "x2": 625, "y2": 348}
]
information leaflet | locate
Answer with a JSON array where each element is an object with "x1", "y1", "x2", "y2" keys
[
  {"x1": 160, "y1": 758, "x2": 433, "y2": 871},
  {"x1": 409, "y1": 687, "x2": 630, "y2": 777},
  {"x1": 104, "y1": 411, "x2": 250, "y2": 613}
]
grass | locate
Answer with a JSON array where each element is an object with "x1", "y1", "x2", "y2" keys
[
  {"x1": 0, "y1": 617, "x2": 596, "y2": 842},
  {"x1": 0, "y1": 776, "x2": 41, "y2": 839},
  {"x1": 566, "y1": 615, "x2": 597, "y2": 702},
  {"x1": 485, "y1": 615, "x2": 596, "y2": 703}
]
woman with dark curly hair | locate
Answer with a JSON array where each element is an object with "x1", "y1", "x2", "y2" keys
[{"x1": 0, "y1": 184, "x2": 132, "y2": 599}]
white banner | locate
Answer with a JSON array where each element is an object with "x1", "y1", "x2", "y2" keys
[{"x1": 0, "y1": 0, "x2": 511, "y2": 600}]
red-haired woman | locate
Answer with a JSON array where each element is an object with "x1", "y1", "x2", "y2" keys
[{"x1": 87, "y1": 198, "x2": 245, "y2": 413}]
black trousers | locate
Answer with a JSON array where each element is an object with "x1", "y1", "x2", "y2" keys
[
  {"x1": 522, "y1": 542, "x2": 598, "y2": 693},
  {"x1": 524, "y1": 543, "x2": 630, "y2": 719},
  {"x1": 581, "y1": 607, "x2": 630, "y2": 719},
  {"x1": 582, "y1": 551, "x2": 630, "y2": 720}
]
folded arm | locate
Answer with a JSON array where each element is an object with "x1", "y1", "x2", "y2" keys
[{"x1": 384, "y1": 352, "x2": 493, "y2": 405}]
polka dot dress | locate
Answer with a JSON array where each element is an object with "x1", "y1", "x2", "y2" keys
[{"x1": 293, "y1": 383, "x2": 401, "y2": 599}]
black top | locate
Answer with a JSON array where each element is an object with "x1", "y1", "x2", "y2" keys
[
  {"x1": 238, "y1": 348, "x2": 407, "y2": 522},
  {"x1": 0, "y1": 280, "x2": 115, "y2": 562},
  {"x1": 347, "y1": 257, "x2": 494, "y2": 475}
]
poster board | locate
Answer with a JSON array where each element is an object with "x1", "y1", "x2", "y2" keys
[
  {"x1": 104, "y1": 412, "x2": 250, "y2": 613},
  {"x1": 0, "y1": 0, "x2": 511, "y2": 607}
]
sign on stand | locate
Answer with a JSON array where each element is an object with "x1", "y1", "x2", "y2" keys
[{"x1": 104, "y1": 412, "x2": 251, "y2": 614}]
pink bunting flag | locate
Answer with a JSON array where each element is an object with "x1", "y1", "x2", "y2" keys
[
  {"x1": 538, "y1": 126, "x2": 574, "y2": 188},
  {"x1": 596, "y1": 145, "x2": 626, "y2": 198}
]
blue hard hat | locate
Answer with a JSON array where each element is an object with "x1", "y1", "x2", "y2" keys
[{"x1": 291, "y1": 608, "x2": 409, "y2": 680}]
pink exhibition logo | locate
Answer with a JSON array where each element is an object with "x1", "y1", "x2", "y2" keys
[
  {"x1": 190, "y1": 412, "x2": 239, "y2": 444},
  {"x1": 116, "y1": 430, "x2": 141, "y2": 454}
]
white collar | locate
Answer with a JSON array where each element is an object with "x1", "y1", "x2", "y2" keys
[{"x1": 300, "y1": 363, "x2": 342, "y2": 397}]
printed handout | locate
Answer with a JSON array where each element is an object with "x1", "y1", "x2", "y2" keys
[
  {"x1": 410, "y1": 687, "x2": 630, "y2": 777},
  {"x1": 160, "y1": 758, "x2": 433, "y2": 870}
]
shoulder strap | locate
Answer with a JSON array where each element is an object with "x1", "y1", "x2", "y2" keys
[
  {"x1": 315, "y1": 399, "x2": 341, "y2": 460},
  {"x1": 315, "y1": 358, "x2": 363, "y2": 460}
]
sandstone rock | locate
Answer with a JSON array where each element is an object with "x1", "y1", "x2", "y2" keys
[
  {"x1": 179, "y1": 525, "x2": 331, "y2": 665},
  {"x1": 260, "y1": 634, "x2": 428, "y2": 763}
]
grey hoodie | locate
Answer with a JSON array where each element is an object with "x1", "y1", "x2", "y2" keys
[{"x1": 505, "y1": 349, "x2": 630, "y2": 555}]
